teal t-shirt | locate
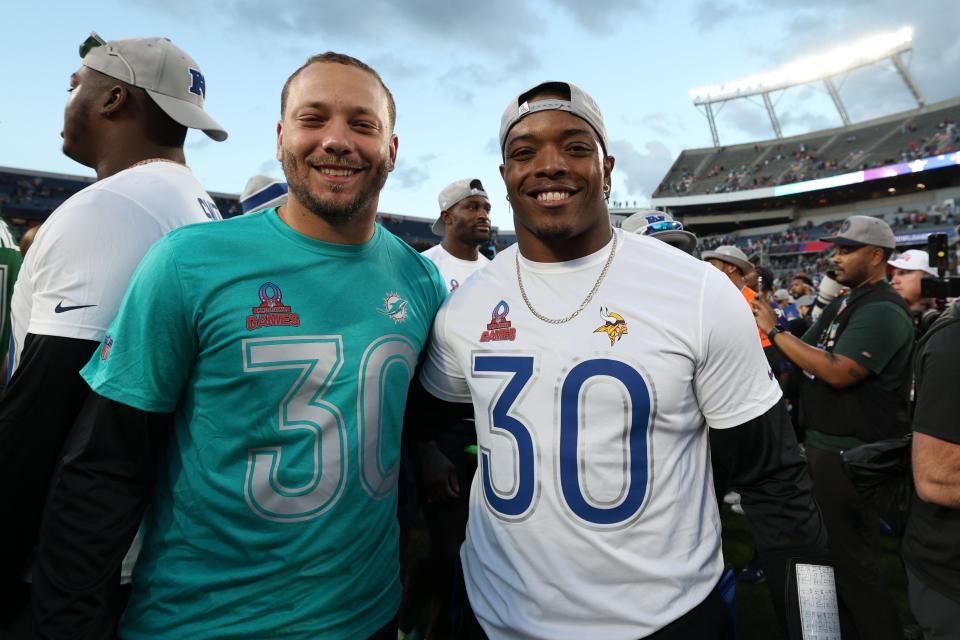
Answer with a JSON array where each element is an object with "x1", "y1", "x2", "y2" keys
[{"x1": 81, "y1": 209, "x2": 446, "y2": 640}]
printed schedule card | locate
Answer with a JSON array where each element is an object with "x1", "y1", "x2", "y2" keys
[{"x1": 796, "y1": 563, "x2": 841, "y2": 640}]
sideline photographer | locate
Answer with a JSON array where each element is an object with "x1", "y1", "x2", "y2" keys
[
  {"x1": 901, "y1": 233, "x2": 960, "y2": 640},
  {"x1": 753, "y1": 215, "x2": 913, "y2": 640}
]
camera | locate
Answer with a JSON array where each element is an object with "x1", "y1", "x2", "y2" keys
[{"x1": 920, "y1": 233, "x2": 960, "y2": 306}]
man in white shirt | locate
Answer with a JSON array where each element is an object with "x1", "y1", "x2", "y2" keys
[
  {"x1": 0, "y1": 32, "x2": 226, "y2": 637},
  {"x1": 422, "y1": 178, "x2": 492, "y2": 293},
  {"x1": 409, "y1": 81, "x2": 830, "y2": 639},
  {"x1": 416, "y1": 179, "x2": 492, "y2": 637}
]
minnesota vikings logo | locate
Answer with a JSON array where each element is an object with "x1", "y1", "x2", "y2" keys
[
  {"x1": 594, "y1": 306, "x2": 628, "y2": 346},
  {"x1": 379, "y1": 292, "x2": 409, "y2": 323}
]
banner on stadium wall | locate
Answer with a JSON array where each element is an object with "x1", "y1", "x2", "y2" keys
[
  {"x1": 894, "y1": 226, "x2": 957, "y2": 246},
  {"x1": 769, "y1": 240, "x2": 835, "y2": 256},
  {"x1": 652, "y1": 150, "x2": 960, "y2": 208}
]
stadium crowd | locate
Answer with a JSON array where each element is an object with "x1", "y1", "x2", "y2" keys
[
  {"x1": 0, "y1": 30, "x2": 957, "y2": 640},
  {"x1": 658, "y1": 107, "x2": 960, "y2": 197}
]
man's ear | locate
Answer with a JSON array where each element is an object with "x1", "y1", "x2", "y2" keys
[
  {"x1": 275, "y1": 121, "x2": 283, "y2": 162},
  {"x1": 386, "y1": 133, "x2": 398, "y2": 172},
  {"x1": 100, "y1": 84, "x2": 129, "y2": 117}
]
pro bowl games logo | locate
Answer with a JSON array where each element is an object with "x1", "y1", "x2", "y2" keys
[
  {"x1": 246, "y1": 282, "x2": 300, "y2": 330},
  {"x1": 379, "y1": 292, "x2": 409, "y2": 323},
  {"x1": 100, "y1": 334, "x2": 113, "y2": 361},
  {"x1": 480, "y1": 299, "x2": 516, "y2": 342}
]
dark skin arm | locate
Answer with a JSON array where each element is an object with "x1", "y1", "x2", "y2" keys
[
  {"x1": 913, "y1": 432, "x2": 960, "y2": 507},
  {"x1": 753, "y1": 295, "x2": 869, "y2": 388},
  {"x1": 404, "y1": 376, "x2": 471, "y2": 501}
]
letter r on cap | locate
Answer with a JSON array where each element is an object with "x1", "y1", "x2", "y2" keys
[{"x1": 188, "y1": 68, "x2": 205, "y2": 99}]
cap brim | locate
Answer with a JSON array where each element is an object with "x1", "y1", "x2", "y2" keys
[
  {"x1": 655, "y1": 230, "x2": 697, "y2": 254},
  {"x1": 887, "y1": 259, "x2": 938, "y2": 276},
  {"x1": 146, "y1": 89, "x2": 228, "y2": 142},
  {"x1": 819, "y1": 236, "x2": 866, "y2": 247},
  {"x1": 701, "y1": 251, "x2": 753, "y2": 274},
  {"x1": 431, "y1": 218, "x2": 444, "y2": 236}
]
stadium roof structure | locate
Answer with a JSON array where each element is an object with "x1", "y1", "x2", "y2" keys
[{"x1": 689, "y1": 27, "x2": 924, "y2": 147}]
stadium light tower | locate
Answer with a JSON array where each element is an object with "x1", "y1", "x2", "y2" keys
[{"x1": 688, "y1": 27, "x2": 924, "y2": 147}]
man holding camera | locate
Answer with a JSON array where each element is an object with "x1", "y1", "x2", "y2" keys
[{"x1": 754, "y1": 215, "x2": 914, "y2": 640}]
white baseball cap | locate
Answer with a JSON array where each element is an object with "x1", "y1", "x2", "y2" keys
[
  {"x1": 433, "y1": 178, "x2": 489, "y2": 236},
  {"x1": 240, "y1": 175, "x2": 288, "y2": 214},
  {"x1": 80, "y1": 32, "x2": 228, "y2": 141},
  {"x1": 887, "y1": 249, "x2": 938, "y2": 277},
  {"x1": 499, "y1": 81, "x2": 608, "y2": 157},
  {"x1": 621, "y1": 210, "x2": 697, "y2": 254}
]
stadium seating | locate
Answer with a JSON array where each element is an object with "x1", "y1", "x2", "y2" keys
[{"x1": 656, "y1": 97, "x2": 960, "y2": 198}]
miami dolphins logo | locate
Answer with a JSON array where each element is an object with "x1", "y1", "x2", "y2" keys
[
  {"x1": 379, "y1": 292, "x2": 409, "y2": 323},
  {"x1": 594, "y1": 306, "x2": 628, "y2": 346}
]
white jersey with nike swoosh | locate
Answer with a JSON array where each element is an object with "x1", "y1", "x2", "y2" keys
[
  {"x1": 419, "y1": 229, "x2": 782, "y2": 640},
  {"x1": 9, "y1": 162, "x2": 220, "y2": 374},
  {"x1": 421, "y1": 244, "x2": 490, "y2": 293}
]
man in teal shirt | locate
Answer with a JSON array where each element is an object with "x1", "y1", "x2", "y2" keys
[{"x1": 33, "y1": 53, "x2": 445, "y2": 640}]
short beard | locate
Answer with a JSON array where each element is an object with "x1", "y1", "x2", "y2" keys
[{"x1": 282, "y1": 150, "x2": 390, "y2": 225}]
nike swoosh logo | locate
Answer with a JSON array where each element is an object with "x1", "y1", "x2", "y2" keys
[{"x1": 55, "y1": 301, "x2": 97, "y2": 313}]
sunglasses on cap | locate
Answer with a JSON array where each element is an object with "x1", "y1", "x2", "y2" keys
[
  {"x1": 643, "y1": 220, "x2": 684, "y2": 235},
  {"x1": 79, "y1": 32, "x2": 107, "y2": 59}
]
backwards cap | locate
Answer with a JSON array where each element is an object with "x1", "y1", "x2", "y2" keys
[
  {"x1": 432, "y1": 178, "x2": 489, "y2": 236},
  {"x1": 80, "y1": 32, "x2": 227, "y2": 141},
  {"x1": 499, "y1": 81, "x2": 608, "y2": 157}
]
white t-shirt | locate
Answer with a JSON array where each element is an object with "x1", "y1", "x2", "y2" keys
[
  {"x1": 420, "y1": 244, "x2": 489, "y2": 293},
  {"x1": 420, "y1": 229, "x2": 782, "y2": 640},
  {"x1": 10, "y1": 162, "x2": 221, "y2": 373}
]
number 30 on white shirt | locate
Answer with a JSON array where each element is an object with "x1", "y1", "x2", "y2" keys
[{"x1": 473, "y1": 354, "x2": 653, "y2": 529}]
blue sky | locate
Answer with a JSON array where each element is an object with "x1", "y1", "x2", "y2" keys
[{"x1": 2, "y1": 0, "x2": 957, "y2": 231}]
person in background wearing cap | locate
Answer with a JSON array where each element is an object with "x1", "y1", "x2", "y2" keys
[
  {"x1": 412, "y1": 177, "x2": 491, "y2": 639},
  {"x1": 422, "y1": 178, "x2": 492, "y2": 293},
  {"x1": 888, "y1": 249, "x2": 938, "y2": 334},
  {"x1": 774, "y1": 289, "x2": 801, "y2": 325},
  {"x1": 30, "y1": 52, "x2": 445, "y2": 640},
  {"x1": 0, "y1": 32, "x2": 226, "y2": 637},
  {"x1": 409, "y1": 80, "x2": 828, "y2": 639},
  {"x1": 701, "y1": 246, "x2": 777, "y2": 355},
  {"x1": 754, "y1": 214, "x2": 914, "y2": 640},
  {"x1": 240, "y1": 174, "x2": 288, "y2": 215},
  {"x1": 621, "y1": 209, "x2": 698, "y2": 254}
]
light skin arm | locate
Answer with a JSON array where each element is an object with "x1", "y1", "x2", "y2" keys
[
  {"x1": 753, "y1": 298, "x2": 869, "y2": 388},
  {"x1": 913, "y1": 432, "x2": 960, "y2": 508}
]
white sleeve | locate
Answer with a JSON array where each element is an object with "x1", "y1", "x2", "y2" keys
[
  {"x1": 693, "y1": 267, "x2": 782, "y2": 429},
  {"x1": 26, "y1": 190, "x2": 167, "y2": 342},
  {"x1": 419, "y1": 299, "x2": 472, "y2": 403}
]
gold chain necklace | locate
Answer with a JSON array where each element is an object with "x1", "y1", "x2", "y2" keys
[
  {"x1": 515, "y1": 230, "x2": 618, "y2": 325},
  {"x1": 129, "y1": 158, "x2": 186, "y2": 169}
]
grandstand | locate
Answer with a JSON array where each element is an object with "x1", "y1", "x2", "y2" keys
[
  {"x1": 0, "y1": 166, "x2": 517, "y2": 251},
  {"x1": 647, "y1": 28, "x2": 960, "y2": 283}
]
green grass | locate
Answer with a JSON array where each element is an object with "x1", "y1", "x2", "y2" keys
[
  {"x1": 720, "y1": 506, "x2": 914, "y2": 639},
  {"x1": 402, "y1": 507, "x2": 915, "y2": 638}
]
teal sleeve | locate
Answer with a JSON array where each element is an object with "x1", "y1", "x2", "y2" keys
[
  {"x1": 80, "y1": 237, "x2": 197, "y2": 413},
  {"x1": 832, "y1": 302, "x2": 913, "y2": 374}
]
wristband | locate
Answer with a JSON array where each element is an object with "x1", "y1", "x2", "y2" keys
[{"x1": 766, "y1": 326, "x2": 782, "y2": 342}]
